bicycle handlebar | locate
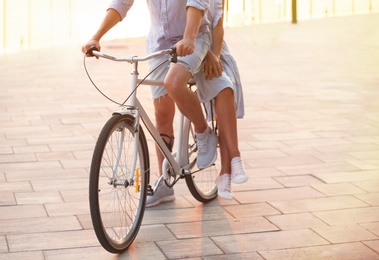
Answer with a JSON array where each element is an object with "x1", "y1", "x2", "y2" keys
[{"x1": 86, "y1": 46, "x2": 177, "y2": 63}]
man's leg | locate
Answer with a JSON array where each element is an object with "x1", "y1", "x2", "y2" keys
[
  {"x1": 146, "y1": 95, "x2": 176, "y2": 208},
  {"x1": 164, "y1": 63, "x2": 218, "y2": 169},
  {"x1": 164, "y1": 63, "x2": 207, "y2": 133},
  {"x1": 154, "y1": 94, "x2": 175, "y2": 176}
]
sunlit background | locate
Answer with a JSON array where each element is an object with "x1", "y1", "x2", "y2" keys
[{"x1": 1, "y1": 0, "x2": 378, "y2": 54}]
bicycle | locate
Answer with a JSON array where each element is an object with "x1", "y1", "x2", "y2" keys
[{"x1": 84, "y1": 47, "x2": 220, "y2": 253}]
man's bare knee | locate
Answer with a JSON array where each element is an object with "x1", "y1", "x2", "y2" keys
[{"x1": 164, "y1": 64, "x2": 191, "y2": 94}]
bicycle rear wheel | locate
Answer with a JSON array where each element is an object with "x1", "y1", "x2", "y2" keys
[
  {"x1": 183, "y1": 118, "x2": 219, "y2": 202},
  {"x1": 89, "y1": 114, "x2": 149, "y2": 253}
]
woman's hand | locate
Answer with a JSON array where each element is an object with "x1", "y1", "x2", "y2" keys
[{"x1": 203, "y1": 51, "x2": 223, "y2": 80}]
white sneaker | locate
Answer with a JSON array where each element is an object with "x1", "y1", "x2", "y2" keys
[
  {"x1": 146, "y1": 176, "x2": 175, "y2": 207},
  {"x1": 231, "y1": 157, "x2": 248, "y2": 184},
  {"x1": 215, "y1": 174, "x2": 233, "y2": 200},
  {"x1": 196, "y1": 127, "x2": 217, "y2": 169}
]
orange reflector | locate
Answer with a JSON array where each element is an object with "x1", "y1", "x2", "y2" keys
[{"x1": 135, "y1": 168, "x2": 140, "y2": 193}]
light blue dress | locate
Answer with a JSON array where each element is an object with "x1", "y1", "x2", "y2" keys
[{"x1": 194, "y1": 0, "x2": 245, "y2": 119}]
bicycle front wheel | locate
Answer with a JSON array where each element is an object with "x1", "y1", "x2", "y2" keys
[
  {"x1": 183, "y1": 118, "x2": 219, "y2": 202},
  {"x1": 89, "y1": 114, "x2": 149, "y2": 253}
]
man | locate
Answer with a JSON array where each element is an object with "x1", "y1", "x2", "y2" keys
[{"x1": 82, "y1": 0, "x2": 217, "y2": 206}]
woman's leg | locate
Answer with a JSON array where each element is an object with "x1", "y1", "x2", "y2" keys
[
  {"x1": 214, "y1": 88, "x2": 240, "y2": 163},
  {"x1": 215, "y1": 88, "x2": 248, "y2": 187}
]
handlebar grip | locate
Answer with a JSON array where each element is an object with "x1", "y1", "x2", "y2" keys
[
  {"x1": 86, "y1": 46, "x2": 99, "y2": 56},
  {"x1": 170, "y1": 47, "x2": 177, "y2": 63}
]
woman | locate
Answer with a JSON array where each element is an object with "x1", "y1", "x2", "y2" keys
[{"x1": 194, "y1": 0, "x2": 248, "y2": 199}]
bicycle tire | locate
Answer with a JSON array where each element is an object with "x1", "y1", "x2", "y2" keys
[
  {"x1": 89, "y1": 114, "x2": 149, "y2": 253},
  {"x1": 183, "y1": 118, "x2": 219, "y2": 202}
]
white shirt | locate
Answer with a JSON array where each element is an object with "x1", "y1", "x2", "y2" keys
[{"x1": 108, "y1": 0, "x2": 211, "y2": 52}]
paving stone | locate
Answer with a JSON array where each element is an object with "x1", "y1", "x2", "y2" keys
[
  {"x1": 0, "y1": 205, "x2": 47, "y2": 220},
  {"x1": 281, "y1": 138, "x2": 353, "y2": 149},
  {"x1": 0, "y1": 236, "x2": 7, "y2": 253},
  {"x1": 0, "y1": 153, "x2": 37, "y2": 164},
  {"x1": 60, "y1": 189, "x2": 88, "y2": 202},
  {"x1": 315, "y1": 143, "x2": 379, "y2": 154},
  {"x1": 184, "y1": 194, "x2": 239, "y2": 207},
  {"x1": 314, "y1": 170, "x2": 379, "y2": 183},
  {"x1": 0, "y1": 181, "x2": 32, "y2": 195},
  {"x1": 76, "y1": 214, "x2": 92, "y2": 230},
  {"x1": 0, "y1": 251, "x2": 45, "y2": 260},
  {"x1": 245, "y1": 155, "x2": 322, "y2": 168},
  {"x1": 277, "y1": 162, "x2": 359, "y2": 176},
  {"x1": 4, "y1": 168, "x2": 88, "y2": 182},
  {"x1": 259, "y1": 243, "x2": 379, "y2": 260},
  {"x1": 348, "y1": 151, "x2": 379, "y2": 160},
  {"x1": 223, "y1": 203, "x2": 280, "y2": 218},
  {"x1": 252, "y1": 131, "x2": 320, "y2": 142},
  {"x1": 44, "y1": 243, "x2": 167, "y2": 260},
  {"x1": 232, "y1": 177, "x2": 283, "y2": 192},
  {"x1": 0, "y1": 161, "x2": 62, "y2": 172},
  {"x1": 0, "y1": 173, "x2": 5, "y2": 183},
  {"x1": 313, "y1": 224, "x2": 378, "y2": 244},
  {"x1": 31, "y1": 178, "x2": 88, "y2": 192},
  {"x1": 239, "y1": 149, "x2": 288, "y2": 159},
  {"x1": 348, "y1": 160, "x2": 379, "y2": 170},
  {"x1": 157, "y1": 237, "x2": 223, "y2": 259},
  {"x1": 60, "y1": 158, "x2": 92, "y2": 169},
  {"x1": 35, "y1": 151, "x2": 75, "y2": 161},
  {"x1": 134, "y1": 224, "x2": 176, "y2": 242},
  {"x1": 0, "y1": 146, "x2": 13, "y2": 155},
  {"x1": 45, "y1": 201, "x2": 90, "y2": 216},
  {"x1": 313, "y1": 207, "x2": 379, "y2": 225},
  {"x1": 360, "y1": 222, "x2": 379, "y2": 237},
  {"x1": 7, "y1": 230, "x2": 99, "y2": 252},
  {"x1": 15, "y1": 191, "x2": 63, "y2": 204},
  {"x1": 233, "y1": 187, "x2": 324, "y2": 204},
  {"x1": 166, "y1": 217, "x2": 278, "y2": 239},
  {"x1": 267, "y1": 213, "x2": 328, "y2": 230},
  {"x1": 312, "y1": 152, "x2": 357, "y2": 163},
  {"x1": 203, "y1": 253, "x2": 264, "y2": 260},
  {"x1": 143, "y1": 206, "x2": 233, "y2": 225},
  {"x1": 0, "y1": 193, "x2": 16, "y2": 206},
  {"x1": 269, "y1": 195, "x2": 369, "y2": 214},
  {"x1": 355, "y1": 193, "x2": 379, "y2": 206},
  {"x1": 0, "y1": 216, "x2": 82, "y2": 235},
  {"x1": 363, "y1": 240, "x2": 379, "y2": 256},
  {"x1": 274, "y1": 175, "x2": 324, "y2": 187},
  {"x1": 243, "y1": 167, "x2": 285, "y2": 178},
  {"x1": 44, "y1": 247, "x2": 116, "y2": 260},
  {"x1": 212, "y1": 229, "x2": 329, "y2": 253},
  {"x1": 354, "y1": 181, "x2": 379, "y2": 193},
  {"x1": 311, "y1": 183, "x2": 366, "y2": 196}
]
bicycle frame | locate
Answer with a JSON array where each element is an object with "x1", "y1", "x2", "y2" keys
[{"x1": 92, "y1": 49, "x2": 192, "y2": 183}]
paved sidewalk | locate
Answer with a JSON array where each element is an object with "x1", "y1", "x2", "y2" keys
[{"x1": 1, "y1": 14, "x2": 379, "y2": 259}]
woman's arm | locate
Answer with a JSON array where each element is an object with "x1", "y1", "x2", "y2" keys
[{"x1": 203, "y1": 0, "x2": 225, "y2": 80}]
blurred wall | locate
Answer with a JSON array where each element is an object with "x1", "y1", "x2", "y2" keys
[{"x1": 1, "y1": 0, "x2": 378, "y2": 54}]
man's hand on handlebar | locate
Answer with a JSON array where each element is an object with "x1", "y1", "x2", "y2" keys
[{"x1": 82, "y1": 40, "x2": 101, "y2": 58}]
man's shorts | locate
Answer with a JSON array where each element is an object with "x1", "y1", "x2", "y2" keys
[{"x1": 148, "y1": 34, "x2": 211, "y2": 100}]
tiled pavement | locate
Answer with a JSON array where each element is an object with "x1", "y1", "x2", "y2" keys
[{"x1": 1, "y1": 14, "x2": 379, "y2": 259}]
